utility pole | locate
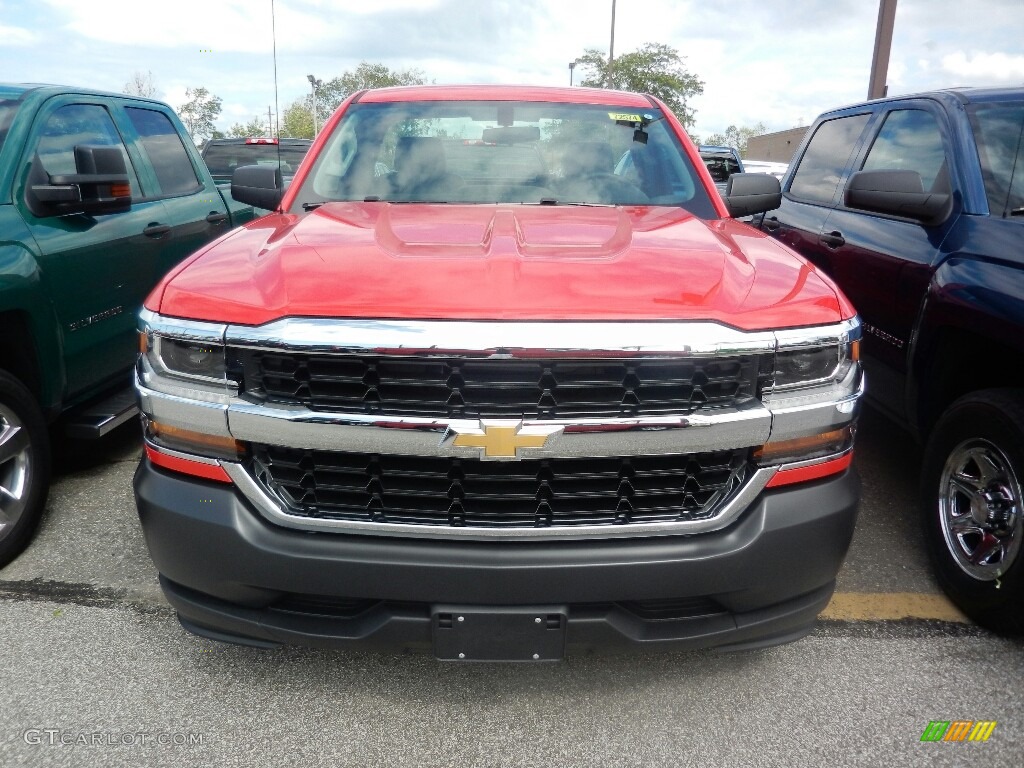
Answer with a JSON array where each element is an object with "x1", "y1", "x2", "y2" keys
[
  {"x1": 271, "y1": 0, "x2": 280, "y2": 138},
  {"x1": 607, "y1": 0, "x2": 616, "y2": 88},
  {"x1": 267, "y1": 106, "x2": 273, "y2": 137},
  {"x1": 307, "y1": 74, "x2": 320, "y2": 136},
  {"x1": 868, "y1": 0, "x2": 897, "y2": 99}
]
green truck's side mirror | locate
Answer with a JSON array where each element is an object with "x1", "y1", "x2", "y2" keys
[{"x1": 30, "y1": 144, "x2": 132, "y2": 217}]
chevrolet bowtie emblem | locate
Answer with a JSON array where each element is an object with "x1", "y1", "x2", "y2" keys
[{"x1": 446, "y1": 420, "x2": 563, "y2": 460}]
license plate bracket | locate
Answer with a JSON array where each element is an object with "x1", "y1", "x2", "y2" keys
[{"x1": 432, "y1": 606, "x2": 567, "y2": 662}]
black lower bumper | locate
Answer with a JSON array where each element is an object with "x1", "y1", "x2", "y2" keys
[{"x1": 135, "y1": 459, "x2": 859, "y2": 656}]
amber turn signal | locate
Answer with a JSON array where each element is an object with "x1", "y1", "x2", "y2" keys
[
  {"x1": 754, "y1": 426, "x2": 853, "y2": 464},
  {"x1": 146, "y1": 420, "x2": 244, "y2": 460}
]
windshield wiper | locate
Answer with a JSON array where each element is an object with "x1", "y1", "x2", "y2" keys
[
  {"x1": 386, "y1": 200, "x2": 456, "y2": 204},
  {"x1": 538, "y1": 198, "x2": 613, "y2": 207},
  {"x1": 304, "y1": 198, "x2": 455, "y2": 208}
]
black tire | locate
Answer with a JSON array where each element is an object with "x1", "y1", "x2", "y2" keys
[
  {"x1": 0, "y1": 370, "x2": 51, "y2": 569},
  {"x1": 921, "y1": 389, "x2": 1024, "y2": 634}
]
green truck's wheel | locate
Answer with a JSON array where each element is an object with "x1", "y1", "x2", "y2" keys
[{"x1": 0, "y1": 370, "x2": 50, "y2": 569}]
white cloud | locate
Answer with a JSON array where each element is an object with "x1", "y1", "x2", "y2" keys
[
  {"x1": 8, "y1": 0, "x2": 1021, "y2": 141},
  {"x1": 221, "y1": 102, "x2": 267, "y2": 124},
  {"x1": 886, "y1": 60, "x2": 908, "y2": 89},
  {"x1": 941, "y1": 51, "x2": 1024, "y2": 82},
  {"x1": 159, "y1": 85, "x2": 191, "y2": 113},
  {"x1": 337, "y1": 0, "x2": 444, "y2": 14},
  {"x1": 41, "y1": 0, "x2": 312, "y2": 53},
  {"x1": 40, "y1": 0, "x2": 446, "y2": 54},
  {"x1": 0, "y1": 23, "x2": 35, "y2": 46}
]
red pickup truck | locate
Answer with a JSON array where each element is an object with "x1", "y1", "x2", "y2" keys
[{"x1": 133, "y1": 85, "x2": 863, "y2": 659}]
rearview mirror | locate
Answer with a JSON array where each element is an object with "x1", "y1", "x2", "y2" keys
[
  {"x1": 481, "y1": 126, "x2": 541, "y2": 144},
  {"x1": 30, "y1": 145, "x2": 131, "y2": 217}
]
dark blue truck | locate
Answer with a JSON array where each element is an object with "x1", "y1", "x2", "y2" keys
[{"x1": 756, "y1": 86, "x2": 1024, "y2": 633}]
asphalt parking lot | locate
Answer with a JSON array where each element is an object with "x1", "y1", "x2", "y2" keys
[{"x1": 1, "y1": 407, "x2": 1022, "y2": 767}]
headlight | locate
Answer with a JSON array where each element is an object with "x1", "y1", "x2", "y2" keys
[
  {"x1": 772, "y1": 323, "x2": 860, "y2": 391},
  {"x1": 153, "y1": 336, "x2": 227, "y2": 382},
  {"x1": 137, "y1": 310, "x2": 237, "y2": 401},
  {"x1": 136, "y1": 310, "x2": 244, "y2": 469},
  {"x1": 760, "y1": 318, "x2": 864, "y2": 469},
  {"x1": 776, "y1": 346, "x2": 839, "y2": 386}
]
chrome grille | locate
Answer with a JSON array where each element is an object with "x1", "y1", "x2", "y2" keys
[
  {"x1": 235, "y1": 352, "x2": 763, "y2": 419},
  {"x1": 250, "y1": 446, "x2": 750, "y2": 528}
]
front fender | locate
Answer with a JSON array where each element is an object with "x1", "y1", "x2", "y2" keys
[
  {"x1": 0, "y1": 206, "x2": 65, "y2": 411},
  {"x1": 924, "y1": 256, "x2": 1024, "y2": 353},
  {"x1": 909, "y1": 255, "x2": 1024, "y2": 434}
]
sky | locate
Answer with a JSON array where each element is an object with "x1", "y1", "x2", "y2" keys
[{"x1": 2, "y1": 0, "x2": 1022, "y2": 139}]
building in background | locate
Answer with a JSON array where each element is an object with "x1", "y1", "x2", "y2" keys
[{"x1": 746, "y1": 126, "x2": 808, "y2": 164}]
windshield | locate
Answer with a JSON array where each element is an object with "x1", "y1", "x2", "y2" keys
[
  {"x1": 291, "y1": 100, "x2": 716, "y2": 216},
  {"x1": 202, "y1": 142, "x2": 311, "y2": 178}
]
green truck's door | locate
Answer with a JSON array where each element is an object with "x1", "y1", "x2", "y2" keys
[
  {"x1": 121, "y1": 105, "x2": 242, "y2": 282},
  {"x1": 16, "y1": 97, "x2": 168, "y2": 399}
]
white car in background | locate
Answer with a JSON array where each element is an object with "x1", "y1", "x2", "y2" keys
[{"x1": 741, "y1": 160, "x2": 789, "y2": 180}]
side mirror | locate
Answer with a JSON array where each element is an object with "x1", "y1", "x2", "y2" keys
[
  {"x1": 30, "y1": 145, "x2": 131, "y2": 217},
  {"x1": 724, "y1": 173, "x2": 781, "y2": 218},
  {"x1": 231, "y1": 165, "x2": 283, "y2": 210},
  {"x1": 845, "y1": 169, "x2": 951, "y2": 225}
]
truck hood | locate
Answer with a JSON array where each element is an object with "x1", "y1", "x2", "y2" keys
[{"x1": 150, "y1": 203, "x2": 852, "y2": 330}]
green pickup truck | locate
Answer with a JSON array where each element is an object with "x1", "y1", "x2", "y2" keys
[{"x1": 0, "y1": 83, "x2": 256, "y2": 567}]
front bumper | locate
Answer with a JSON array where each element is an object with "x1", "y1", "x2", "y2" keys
[{"x1": 134, "y1": 458, "x2": 859, "y2": 655}]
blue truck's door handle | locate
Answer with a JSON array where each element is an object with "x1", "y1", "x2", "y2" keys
[
  {"x1": 143, "y1": 223, "x2": 171, "y2": 237},
  {"x1": 819, "y1": 231, "x2": 846, "y2": 248}
]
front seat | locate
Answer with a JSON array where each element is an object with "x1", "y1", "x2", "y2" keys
[
  {"x1": 393, "y1": 136, "x2": 462, "y2": 201},
  {"x1": 560, "y1": 140, "x2": 648, "y2": 205}
]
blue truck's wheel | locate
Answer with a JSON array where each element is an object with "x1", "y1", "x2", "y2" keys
[
  {"x1": 0, "y1": 370, "x2": 50, "y2": 569},
  {"x1": 922, "y1": 389, "x2": 1024, "y2": 634}
]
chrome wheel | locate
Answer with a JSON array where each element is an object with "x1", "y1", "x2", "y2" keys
[
  {"x1": 938, "y1": 438, "x2": 1023, "y2": 582},
  {"x1": 0, "y1": 403, "x2": 32, "y2": 542},
  {"x1": 0, "y1": 371, "x2": 48, "y2": 569}
]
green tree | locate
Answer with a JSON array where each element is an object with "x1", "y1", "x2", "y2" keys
[
  {"x1": 576, "y1": 43, "x2": 704, "y2": 128},
  {"x1": 178, "y1": 87, "x2": 223, "y2": 143},
  {"x1": 282, "y1": 62, "x2": 428, "y2": 139},
  {"x1": 321, "y1": 62, "x2": 428, "y2": 114},
  {"x1": 226, "y1": 117, "x2": 270, "y2": 138},
  {"x1": 702, "y1": 123, "x2": 767, "y2": 157},
  {"x1": 281, "y1": 99, "x2": 314, "y2": 139}
]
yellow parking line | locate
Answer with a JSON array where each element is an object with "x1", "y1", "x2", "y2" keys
[{"x1": 822, "y1": 592, "x2": 971, "y2": 623}]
